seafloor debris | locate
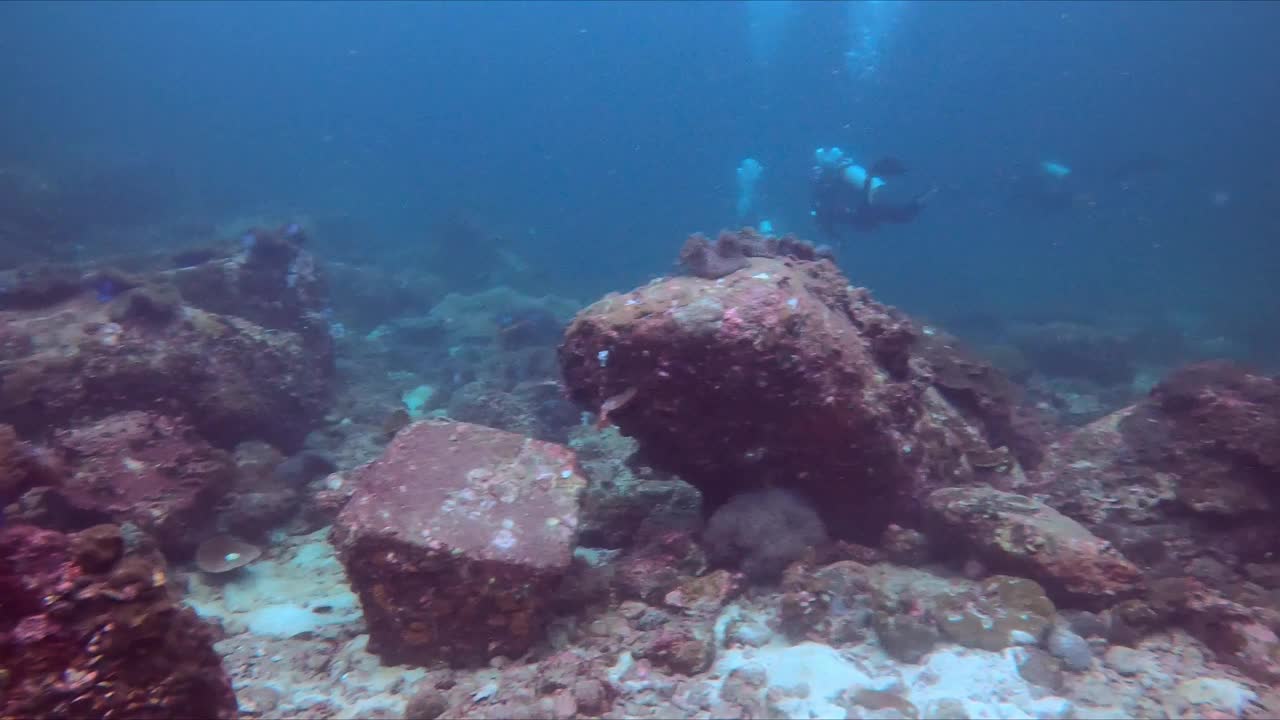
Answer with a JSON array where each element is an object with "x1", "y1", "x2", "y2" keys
[{"x1": 196, "y1": 533, "x2": 264, "y2": 574}]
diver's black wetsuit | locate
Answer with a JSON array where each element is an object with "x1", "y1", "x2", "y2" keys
[{"x1": 811, "y1": 160, "x2": 932, "y2": 237}]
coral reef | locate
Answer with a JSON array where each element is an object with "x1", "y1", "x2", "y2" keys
[
  {"x1": 178, "y1": 526, "x2": 1279, "y2": 720},
  {"x1": 0, "y1": 523, "x2": 238, "y2": 719},
  {"x1": 916, "y1": 328, "x2": 1052, "y2": 470},
  {"x1": 0, "y1": 231, "x2": 333, "y2": 451},
  {"x1": 330, "y1": 284, "x2": 583, "y2": 448},
  {"x1": 6, "y1": 206, "x2": 1278, "y2": 720},
  {"x1": 0, "y1": 223, "x2": 336, "y2": 579},
  {"x1": 323, "y1": 260, "x2": 446, "y2": 333},
  {"x1": 166, "y1": 223, "x2": 334, "y2": 359}
]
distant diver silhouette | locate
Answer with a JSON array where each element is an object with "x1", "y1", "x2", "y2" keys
[{"x1": 810, "y1": 147, "x2": 935, "y2": 237}]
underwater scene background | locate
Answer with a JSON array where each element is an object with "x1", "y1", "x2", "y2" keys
[
  {"x1": 2, "y1": 2, "x2": 1280, "y2": 719},
  {"x1": 5, "y1": 1, "x2": 1279, "y2": 336}
]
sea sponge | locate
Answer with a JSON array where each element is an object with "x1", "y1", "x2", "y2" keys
[
  {"x1": 678, "y1": 229, "x2": 835, "y2": 280},
  {"x1": 703, "y1": 487, "x2": 827, "y2": 583},
  {"x1": 106, "y1": 283, "x2": 181, "y2": 325}
]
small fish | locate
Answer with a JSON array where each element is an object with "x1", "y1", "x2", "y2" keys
[
  {"x1": 596, "y1": 387, "x2": 638, "y2": 429},
  {"x1": 94, "y1": 278, "x2": 119, "y2": 304}
]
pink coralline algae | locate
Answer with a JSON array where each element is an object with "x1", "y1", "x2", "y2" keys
[
  {"x1": 10, "y1": 411, "x2": 236, "y2": 558},
  {"x1": 0, "y1": 524, "x2": 238, "y2": 719},
  {"x1": 559, "y1": 232, "x2": 1045, "y2": 543},
  {"x1": 1027, "y1": 361, "x2": 1280, "y2": 581}
]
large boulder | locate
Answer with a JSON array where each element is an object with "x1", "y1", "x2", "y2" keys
[
  {"x1": 923, "y1": 485, "x2": 1142, "y2": 610},
  {"x1": 331, "y1": 420, "x2": 586, "y2": 667},
  {"x1": 0, "y1": 524, "x2": 238, "y2": 719},
  {"x1": 0, "y1": 279, "x2": 330, "y2": 451},
  {"x1": 1025, "y1": 361, "x2": 1280, "y2": 579},
  {"x1": 6, "y1": 412, "x2": 234, "y2": 558},
  {"x1": 559, "y1": 242, "x2": 1034, "y2": 541}
]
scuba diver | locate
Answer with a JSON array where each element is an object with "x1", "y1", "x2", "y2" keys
[
  {"x1": 1006, "y1": 160, "x2": 1087, "y2": 215},
  {"x1": 1006, "y1": 152, "x2": 1170, "y2": 217},
  {"x1": 810, "y1": 147, "x2": 936, "y2": 237}
]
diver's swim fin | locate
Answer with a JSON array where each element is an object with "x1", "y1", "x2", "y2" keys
[
  {"x1": 913, "y1": 186, "x2": 939, "y2": 207},
  {"x1": 869, "y1": 156, "x2": 908, "y2": 177}
]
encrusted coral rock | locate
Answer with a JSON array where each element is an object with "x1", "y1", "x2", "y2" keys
[
  {"x1": 331, "y1": 420, "x2": 586, "y2": 667},
  {"x1": 167, "y1": 224, "x2": 332, "y2": 350},
  {"x1": 560, "y1": 249, "x2": 1007, "y2": 541},
  {"x1": 569, "y1": 426, "x2": 703, "y2": 550},
  {"x1": 1136, "y1": 576, "x2": 1280, "y2": 682},
  {"x1": 1027, "y1": 361, "x2": 1280, "y2": 579},
  {"x1": 0, "y1": 524, "x2": 238, "y2": 719},
  {"x1": 8, "y1": 412, "x2": 234, "y2": 558},
  {"x1": 677, "y1": 229, "x2": 834, "y2": 280},
  {"x1": 615, "y1": 530, "x2": 708, "y2": 604},
  {"x1": 924, "y1": 485, "x2": 1141, "y2": 609},
  {"x1": 915, "y1": 330, "x2": 1050, "y2": 470},
  {"x1": 0, "y1": 422, "x2": 61, "y2": 504},
  {"x1": 0, "y1": 287, "x2": 330, "y2": 451},
  {"x1": 935, "y1": 575, "x2": 1056, "y2": 651},
  {"x1": 635, "y1": 622, "x2": 715, "y2": 675}
]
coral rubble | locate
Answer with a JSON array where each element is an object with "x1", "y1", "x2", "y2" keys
[{"x1": 0, "y1": 524, "x2": 238, "y2": 719}]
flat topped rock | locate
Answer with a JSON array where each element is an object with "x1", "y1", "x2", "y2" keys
[
  {"x1": 924, "y1": 485, "x2": 1142, "y2": 610},
  {"x1": 332, "y1": 420, "x2": 586, "y2": 667},
  {"x1": 338, "y1": 420, "x2": 582, "y2": 567}
]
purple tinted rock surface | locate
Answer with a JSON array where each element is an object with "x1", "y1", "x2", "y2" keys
[{"x1": 331, "y1": 420, "x2": 586, "y2": 667}]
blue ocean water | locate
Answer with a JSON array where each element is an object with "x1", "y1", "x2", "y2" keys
[{"x1": 1, "y1": 0, "x2": 1276, "y2": 355}]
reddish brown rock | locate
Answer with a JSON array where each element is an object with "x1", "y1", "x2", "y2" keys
[
  {"x1": 8, "y1": 412, "x2": 233, "y2": 557},
  {"x1": 916, "y1": 329, "x2": 1052, "y2": 471},
  {"x1": 0, "y1": 422, "x2": 62, "y2": 504},
  {"x1": 615, "y1": 530, "x2": 708, "y2": 604},
  {"x1": 0, "y1": 279, "x2": 330, "y2": 452},
  {"x1": 635, "y1": 622, "x2": 715, "y2": 675},
  {"x1": 559, "y1": 249, "x2": 1010, "y2": 541},
  {"x1": 330, "y1": 420, "x2": 586, "y2": 667},
  {"x1": 1177, "y1": 582, "x2": 1280, "y2": 683},
  {"x1": 1147, "y1": 361, "x2": 1280, "y2": 470},
  {"x1": 1121, "y1": 577, "x2": 1280, "y2": 683},
  {"x1": 0, "y1": 524, "x2": 238, "y2": 719},
  {"x1": 663, "y1": 569, "x2": 744, "y2": 616},
  {"x1": 924, "y1": 485, "x2": 1141, "y2": 609},
  {"x1": 1024, "y1": 362, "x2": 1280, "y2": 580}
]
